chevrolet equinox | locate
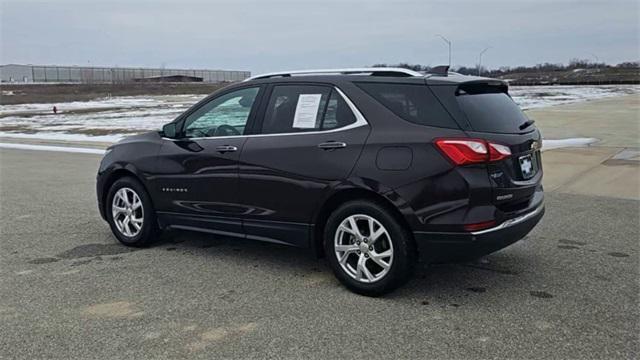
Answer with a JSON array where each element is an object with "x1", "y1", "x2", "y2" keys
[{"x1": 97, "y1": 67, "x2": 545, "y2": 296}]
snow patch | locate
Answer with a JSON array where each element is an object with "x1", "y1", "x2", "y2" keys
[
  {"x1": 1, "y1": 85, "x2": 637, "y2": 142},
  {"x1": 510, "y1": 85, "x2": 639, "y2": 110},
  {"x1": 0, "y1": 132, "x2": 123, "y2": 143},
  {"x1": 0, "y1": 142, "x2": 105, "y2": 154},
  {"x1": 542, "y1": 138, "x2": 598, "y2": 151}
]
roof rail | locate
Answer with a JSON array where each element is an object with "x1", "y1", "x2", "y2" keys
[{"x1": 244, "y1": 67, "x2": 423, "y2": 81}]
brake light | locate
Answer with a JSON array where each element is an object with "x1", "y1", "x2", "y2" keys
[{"x1": 435, "y1": 138, "x2": 511, "y2": 165}]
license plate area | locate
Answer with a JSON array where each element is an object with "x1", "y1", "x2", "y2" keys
[{"x1": 519, "y1": 154, "x2": 536, "y2": 179}]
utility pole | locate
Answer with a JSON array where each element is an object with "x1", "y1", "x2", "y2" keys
[
  {"x1": 478, "y1": 47, "x2": 491, "y2": 76},
  {"x1": 435, "y1": 34, "x2": 451, "y2": 67},
  {"x1": 590, "y1": 53, "x2": 600, "y2": 85}
]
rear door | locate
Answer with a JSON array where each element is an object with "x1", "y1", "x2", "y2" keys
[
  {"x1": 452, "y1": 83, "x2": 542, "y2": 212},
  {"x1": 238, "y1": 83, "x2": 370, "y2": 247}
]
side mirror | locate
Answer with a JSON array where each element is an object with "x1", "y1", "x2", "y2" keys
[{"x1": 162, "y1": 123, "x2": 177, "y2": 138}]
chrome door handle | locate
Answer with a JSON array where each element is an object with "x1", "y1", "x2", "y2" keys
[
  {"x1": 215, "y1": 145, "x2": 238, "y2": 153},
  {"x1": 318, "y1": 141, "x2": 347, "y2": 150}
]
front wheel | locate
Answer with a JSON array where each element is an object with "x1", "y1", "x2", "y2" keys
[
  {"x1": 324, "y1": 200, "x2": 416, "y2": 296},
  {"x1": 105, "y1": 176, "x2": 159, "y2": 247}
]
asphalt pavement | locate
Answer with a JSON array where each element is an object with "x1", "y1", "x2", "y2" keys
[{"x1": 0, "y1": 147, "x2": 638, "y2": 359}]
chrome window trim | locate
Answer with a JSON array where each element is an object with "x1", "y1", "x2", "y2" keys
[{"x1": 163, "y1": 86, "x2": 368, "y2": 141}]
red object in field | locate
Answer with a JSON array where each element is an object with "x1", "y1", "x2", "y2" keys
[{"x1": 53, "y1": 106, "x2": 58, "y2": 114}]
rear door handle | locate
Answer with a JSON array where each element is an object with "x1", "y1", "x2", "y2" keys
[
  {"x1": 318, "y1": 141, "x2": 347, "y2": 150},
  {"x1": 215, "y1": 145, "x2": 238, "y2": 153}
]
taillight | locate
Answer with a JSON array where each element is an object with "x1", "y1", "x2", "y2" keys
[
  {"x1": 435, "y1": 138, "x2": 511, "y2": 165},
  {"x1": 488, "y1": 143, "x2": 511, "y2": 161},
  {"x1": 434, "y1": 139, "x2": 487, "y2": 165}
]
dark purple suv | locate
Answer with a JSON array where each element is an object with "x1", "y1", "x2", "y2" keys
[{"x1": 97, "y1": 67, "x2": 544, "y2": 296}]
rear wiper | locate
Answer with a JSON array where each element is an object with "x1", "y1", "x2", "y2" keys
[{"x1": 519, "y1": 119, "x2": 535, "y2": 130}]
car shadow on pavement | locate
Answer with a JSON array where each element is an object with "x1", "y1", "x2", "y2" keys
[
  {"x1": 390, "y1": 249, "x2": 541, "y2": 304},
  {"x1": 156, "y1": 229, "x2": 325, "y2": 268},
  {"x1": 155, "y1": 229, "x2": 540, "y2": 303}
]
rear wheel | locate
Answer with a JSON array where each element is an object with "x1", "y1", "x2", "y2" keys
[
  {"x1": 324, "y1": 200, "x2": 416, "y2": 296},
  {"x1": 106, "y1": 177, "x2": 159, "y2": 247}
]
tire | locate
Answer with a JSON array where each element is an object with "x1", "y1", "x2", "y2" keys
[
  {"x1": 105, "y1": 176, "x2": 159, "y2": 247},
  {"x1": 324, "y1": 200, "x2": 416, "y2": 296}
]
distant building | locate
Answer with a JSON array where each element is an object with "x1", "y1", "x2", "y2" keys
[
  {"x1": 133, "y1": 75, "x2": 203, "y2": 82},
  {"x1": 0, "y1": 64, "x2": 251, "y2": 83}
]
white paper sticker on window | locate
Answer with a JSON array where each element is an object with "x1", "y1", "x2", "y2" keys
[{"x1": 292, "y1": 94, "x2": 322, "y2": 129}]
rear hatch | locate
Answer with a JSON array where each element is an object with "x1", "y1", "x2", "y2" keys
[{"x1": 436, "y1": 81, "x2": 542, "y2": 213}]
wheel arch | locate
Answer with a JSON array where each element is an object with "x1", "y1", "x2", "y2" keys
[
  {"x1": 311, "y1": 187, "x2": 414, "y2": 258},
  {"x1": 100, "y1": 166, "x2": 153, "y2": 217}
]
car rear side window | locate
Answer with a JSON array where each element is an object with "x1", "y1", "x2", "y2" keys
[
  {"x1": 455, "y1": 84, "x2": 530, "y2": 134},
  {"x1": 261, "y1": 85, "x2": 356, "y2": 134},
  {"x1": 356, "y1": 82, "x2": 459, "y2": 129},
  {"x1": 321, "y1": 91, "x2": 356, "y2": 130}
]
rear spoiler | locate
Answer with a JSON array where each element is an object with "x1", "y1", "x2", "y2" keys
[{"x1": 426, "y1": 74, "x2": 508, "y2": 88}]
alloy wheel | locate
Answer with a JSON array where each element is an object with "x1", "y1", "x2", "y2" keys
[
  {"x1": 111, "y1": 187, "x2": 144, "y2": 237},
  {"x1": 334, "y1": 214, "x2": 394, "y2": 283}
]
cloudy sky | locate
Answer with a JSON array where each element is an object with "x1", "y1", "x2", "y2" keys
[{"x1": 2, "y1": 0, "x2": 638, "y2": 73}]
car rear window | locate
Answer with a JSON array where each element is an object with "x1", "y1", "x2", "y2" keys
[
  {"x1": 355, "y1": 83, "x2": 459, "y2": 129},
  {"x1": 456, "y1": 84, "x2": 530, "y2": 134}
]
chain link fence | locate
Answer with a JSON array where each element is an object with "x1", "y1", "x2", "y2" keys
[{"x1": 1, "y1": 64, "x2": 251, "y2": 83}]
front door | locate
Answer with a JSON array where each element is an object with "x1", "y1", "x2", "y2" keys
[
  {"x1": 238, "y1": 84, "x2": 370, "y2": 247},
  {"x1": 152, "y1": 86, "x2": 262, "y2": 236}
]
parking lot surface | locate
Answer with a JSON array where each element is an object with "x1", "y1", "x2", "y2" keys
[{"x1": 1, "y1": 146, "x2": 638, "y2": 360}]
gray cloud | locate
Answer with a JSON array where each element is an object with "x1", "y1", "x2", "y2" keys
[{"x1": 2, "y1": 0, "x2": 638, "y2": 73}]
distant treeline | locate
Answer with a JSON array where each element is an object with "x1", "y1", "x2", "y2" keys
[{"x1": 372, "y1": 59, "x2": 639, "y2": 76}]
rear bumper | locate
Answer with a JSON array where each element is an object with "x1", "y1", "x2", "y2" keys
[{"x1": 413, "y1": 203, "x2": 545, "y2": 263}]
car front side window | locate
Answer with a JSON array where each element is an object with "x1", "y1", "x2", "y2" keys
[{"x1": 183, "y1": 87, "x2": 259, "y2": 138}]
